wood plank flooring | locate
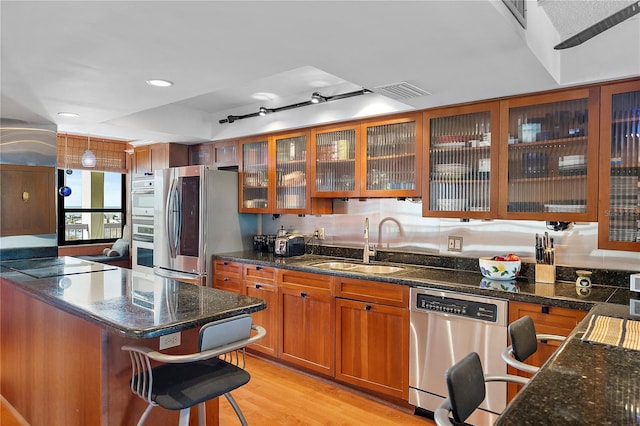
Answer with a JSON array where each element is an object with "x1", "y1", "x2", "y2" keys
[{"x1": 219, "y1": 355, "x2": 435, "y2": 426}]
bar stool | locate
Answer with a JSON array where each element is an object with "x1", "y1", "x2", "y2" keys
[
  {"x1": 434, "y1": 352, "x2": 528, "y2": 426},
  {"x1": 122, "y1": 314, "x2": 266, "y2": 426},
  {"x1": 501, "y1": 315, "x2": 565, "y2": 374}
]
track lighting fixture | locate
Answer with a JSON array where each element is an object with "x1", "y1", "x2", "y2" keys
[
  {"x1": 310, "y1": 92, "x2": 325, "y2": 104},
  {"x1": 219, "y1": 88, "x2": 372, "y2": 124}
]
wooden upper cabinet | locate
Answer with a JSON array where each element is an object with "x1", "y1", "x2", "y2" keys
[
  {"x1": 188, "y1": 144, "x2": 213, "y2": 166},
  {"x1": 360, "y1": 113, "x2": 423, "y2": 198},
  {"x1": 311, "y1": 121, "x2": 362, "y2": 198},
  {"x1": 132, "y1": 143, "x2": 188, "y2": 176},
  {"x1": 422, "y1": 102, "x2": 500, "y2": 219},
  {"x1": 0, "y1": 165, "x2": 56, "y2": 236},
  {"x1": 498, "y1": 87, "x2": 600, "y2": 221},
  {"x1": 598, "y1": 80, "x2": 640, "y2": 251},
  {"x1": 239, "y1": 132, "x2": 332, "y2": 214}
]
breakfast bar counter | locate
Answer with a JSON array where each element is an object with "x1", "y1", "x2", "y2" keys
[
  {"x1": 0, "y1": 256, "x2": 266, "y2": 426},
  {"x1": 495, "y1": 303, "x2": 640, "y2": 425}
]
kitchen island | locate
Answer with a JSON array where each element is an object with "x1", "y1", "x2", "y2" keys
[
  {"x1": 495, "y1": 303, "x2": 640, "y2": 425},
  {"x1": 0, "y1": 256, "x2": 266, "y2": 426}
]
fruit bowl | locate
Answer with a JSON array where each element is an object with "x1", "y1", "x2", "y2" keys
[{"x1": 479, "y1": 255, "x2": 521, "y2": 280}]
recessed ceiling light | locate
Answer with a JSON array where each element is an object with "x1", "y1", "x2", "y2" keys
[
  {"x1": 57, "y1": 112, "x2": 80, "y2": 117},
  {"x1": 146, "y1": 79, "x2": 174, "y2": 87}
]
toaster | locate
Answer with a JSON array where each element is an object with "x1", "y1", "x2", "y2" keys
[{"x1": 274, "y1": 234, "x2": 306, "y2": 257}]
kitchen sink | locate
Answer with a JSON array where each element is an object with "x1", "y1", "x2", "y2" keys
[{"x1": 311, "y1": 261, "x2": 404, "y2": 274}]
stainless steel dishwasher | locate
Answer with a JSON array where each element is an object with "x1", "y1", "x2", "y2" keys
[{"x1": 409, "y1": 287, "x2": 508, "y2": 425}]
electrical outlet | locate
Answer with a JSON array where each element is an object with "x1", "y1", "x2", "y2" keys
[
  {"x1": 448, "y1": 236, "x2": 463, "y2": 252},
  {"x1": 316, "y1": 227, "x2": 325, "y2": 240},
  {"x1": 159, "y1": 332, "x2": 181, "y2": 350}
]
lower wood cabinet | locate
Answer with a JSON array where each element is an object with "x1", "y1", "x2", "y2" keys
[
  {"x1": 507, "y1": 301, "x2": 587, "y2": 401},
  {"x1": 279, "y1": 269, "x2": 335, "y2": 376},
  {"x1": 244, "y1": 264, "x2": 278, "y2": 357},
  {"x1": 335, "y1": 277, "x2": 409, "y2": 400}
]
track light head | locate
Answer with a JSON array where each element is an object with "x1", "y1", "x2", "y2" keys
[
  {"x1": 227, "y1": 115, "x2": 236, "y2": 123},
  {"x1": 258, "y1": 106, "x2": 268, "y2": 116},
  {"x1": 310, "y1": 92, "x2": 325, "y2": 104}
]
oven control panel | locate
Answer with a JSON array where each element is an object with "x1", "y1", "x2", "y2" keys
[{"x1": 415, "y1": 293, "x2": 498, "y2": 322}]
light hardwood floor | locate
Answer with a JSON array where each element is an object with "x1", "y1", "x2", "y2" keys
[{"x1": 219, "y1": 355, "x2": 435, "y2": 426}]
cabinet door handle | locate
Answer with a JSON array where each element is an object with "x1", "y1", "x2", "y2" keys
[
  {"x1": 541, "y1": 306, "x2": 550, "y2": 314},
  {"x1": 300, "y1": 292, "x2": 307, "y2": 298},
  {"x1": 365, "y1": 305, "x2": 372, "y2": 311},
  {"x1": 256, "y1": 266, "x2": 262, "y2": 271},
  {"x1": 223, "y1": 277, "x2": 229, "y2": 281},
  {"x1": 223, "y1": 261, "x2": 229, "y2": 266},
  {"x1": 256, "y1": 284, "x2": 262, "y2": 289}
]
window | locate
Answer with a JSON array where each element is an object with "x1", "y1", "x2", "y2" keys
[
  {"x1": 503, "y1": 0, "x2": 526, "y2": 28},
  {"x1": 57, "y1": 169, "x2": 126, "y2": 245}
]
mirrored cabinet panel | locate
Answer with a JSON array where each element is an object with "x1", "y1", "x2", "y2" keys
[
  {"x1": 240, "y1": 139, "x2": 269, "y2": 211},
  {"x1": 275, "y1": 132, "x2": 308, "y2": 211},
  {"x1": 423, "y1": 103, "x2": 499, "y2": 218},
  {"x1": 499, "y1": 88, "x2": 599, "y2": 221},
  {"x1": 599, "y1": 81, "x2": 640, "y2": 250}
]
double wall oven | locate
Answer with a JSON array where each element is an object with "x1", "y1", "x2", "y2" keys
[{"x1": 131, "y1": 176, "x2": 155, "y2": 274}]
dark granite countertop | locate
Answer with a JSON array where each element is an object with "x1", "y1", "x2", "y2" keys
[
  {"x1": 214, "y1": 251, "x2": 637, "y2": 310},
  {"x1": 0, "y1": 256, "x2": 266, "y2": 338},
  {"x1": 495, "y1": 303, "x2": 640, "y2": 425}
]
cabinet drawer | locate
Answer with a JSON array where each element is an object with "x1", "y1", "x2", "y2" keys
[
  {"x1": 213, "y1": 259, "x2": 243, "y2": 278},
  {"x1": 244, "y1": 264, "x2": 276, "y2": 283},
  {"x1": 278, "y1": 269, "x2": 334, "y2": 295},
  {"x1": 336, "y1": 277, "x2": 408, "y2": 308},
  {"x1": 212, "y1": 275, "x2": 244, "y2": 294}
]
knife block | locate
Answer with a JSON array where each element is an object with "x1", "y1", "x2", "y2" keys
[{"x1": 535, "y1": 263, "x2": 556, "y2": 284}]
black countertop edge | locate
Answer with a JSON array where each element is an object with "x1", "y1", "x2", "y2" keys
[{"x1": 214, "y1": 251, "x2": 639, "y2": 310}]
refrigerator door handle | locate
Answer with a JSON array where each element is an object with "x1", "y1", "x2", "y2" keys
[
  {"x1": 153, "y1": 267, "x2": 201, "y2": 285},
  {"x1": 166, "y1": 178, "x2": 181, "y2": 258}
]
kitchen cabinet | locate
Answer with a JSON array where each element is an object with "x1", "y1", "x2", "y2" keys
[
  {"x1": 498, "y1": 87, "x2": 600, "y2": 221},
  {"x1": 278, "y1": 269, "x2": 335, "y2": 376},
  {"x1": 0, "y1": 165, "x2": 56, "y2": 236},
  {"x1": 212, "y1": 259, "x2": 244, "y2": 294},
  {"x1": 311, "y1": 121, "x2": 362, "y2": 198},
  {"x1": 360, "y1": 113, "x2": 423, "y2": 198},
  {"x1": 239, "y1": 134, "x2": 332, "y2": 214},
  {"x1": 243, "y1": 263, "x2": 278, "y2": 357},
  {"x1": 506, "y1": 301, "x2": 586, "y2": 401},
  {"x1": 188, "y1": 144, "x2": 212, "y2": 166},
  {"x1": 422, "y1": 102, "x2": 500, "y2": 218},
  {"x1": 132, "y1": 143, "x2": 189, "y2": 177},
  {"x1": 335, "y1": 277, "x2": 409, "y2": 399},
  {"x1": 310, "y1": 113, "x2": 422, "y2": 199},
  {"x1": 213, "y1": 139, "x2": 240, "y2": 168},
  {"x1": 598, "y1": 80, "x2": 640, "y2": 251}
]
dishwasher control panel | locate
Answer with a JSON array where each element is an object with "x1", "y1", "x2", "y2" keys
[{"x1": 415, "y1": 293, "x2": 498, "y2": 323}]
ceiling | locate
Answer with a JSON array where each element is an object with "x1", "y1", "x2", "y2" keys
[{"x1": 1, "y1": 1, "x2": 639, "y2": 145}]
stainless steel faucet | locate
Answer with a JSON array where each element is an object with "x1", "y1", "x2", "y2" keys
[
  {"x1": 377, "y1": 216, "x2": 404, "y2": 248},
  {"x1": 363, "y1": 217, "x2": 376, "y2": 263}
]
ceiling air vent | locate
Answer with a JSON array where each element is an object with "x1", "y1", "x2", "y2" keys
[{"x1": 373, "y1": 82, "x2": 431, "y2": 101}]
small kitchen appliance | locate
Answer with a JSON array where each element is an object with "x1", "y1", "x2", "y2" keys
[{"x1": 274, "y1": 234, "x2": 305, "y2": 257}]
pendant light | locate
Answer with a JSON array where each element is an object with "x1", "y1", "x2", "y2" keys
[
  {"x1": 59, "y1": 134, "x2": 73, "y2": 197},
  {"x1": 81, "y1": 135, "x2": 97, "y2": 168}
]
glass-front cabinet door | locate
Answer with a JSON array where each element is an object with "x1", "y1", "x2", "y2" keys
[
  {"x1": 274, "y1": 131, "x2": 309, "y2": 213},
  {"x1": 423, "y1": 102, "x2": 499, "y2": 218},
  {"x1": 599, "y1": 80, "x2": 640, "y2": 251},
  {"x1": 360, "y1": 113, "x2": 422, "y2": 198},
  {"x1": 310, "y1": 122, "x2": 361, "y2": 198},
  {"x1": 499, "y1": 88, "x2": 599, "y2": 221},
  {"x1": 239, "y1": 138, "x2": 270, "y2": 212}
]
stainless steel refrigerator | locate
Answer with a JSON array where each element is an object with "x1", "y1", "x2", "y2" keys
[{"x1": 153, "y1": 165, "x2": 256, "y2": 285}]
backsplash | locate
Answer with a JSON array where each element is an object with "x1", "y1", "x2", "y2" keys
[{"x1": 261, "y1": 198, "x2": 640, "y2": 280}]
